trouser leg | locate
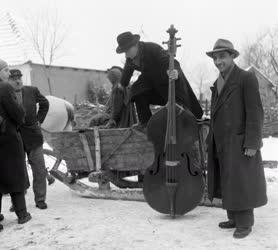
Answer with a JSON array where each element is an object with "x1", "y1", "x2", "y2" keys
[
  {"x1": 10, "y1": 192, "x2": 27, "y2": 218},
  {"x1": 27, "y1": 146, "x2": 47, "y2": 203},
  {"x1": 227, "y1": 210, "x2": 235, "y2": 221},
  {"x1": 0, "y1": 193, "x2": 2, "y2": 214},
  {"x1": 133, "y1": 91, "x2": 166, "y2": 124},
  {"x1": 234, "y1": 209, "x2": 254, "y2": 228},
  {"x1": 133, "y1": 94, "x2": 153, "y2": 124}
]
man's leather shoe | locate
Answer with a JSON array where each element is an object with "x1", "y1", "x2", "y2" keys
[
  {"x1": 18, "y1": 212, "x2": 32, "y2": 224},
  {"x1": 0, "y1": 224, "x2": 3, "y2": 231},
  {"x1": 0, "y1": 214, "x2": 4, "y2": 222},
  {"x1": 36, "y1": 201, "x2": 47, "y2": 209},
  {"x1": 218, "y1": 220, "x2": 236, "y2": 229},
  {"x1": 233, "y1": 227, "x2": 252, "y2": 239}
]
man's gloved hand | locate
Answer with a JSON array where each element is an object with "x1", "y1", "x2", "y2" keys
[{"x1": 244, "y1": 148, "x2": 257, "y2": 157}]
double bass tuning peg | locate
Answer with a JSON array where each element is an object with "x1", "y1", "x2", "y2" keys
[{"x1": 176, "y1": 38, "x2": 181, "y2": 47}]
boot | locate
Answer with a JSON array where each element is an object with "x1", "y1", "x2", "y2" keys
[
  {"x1": 36, "y1": 201, "x2": 47, "y2": 209},
  {"x1": 233, "y1": 227, "x2": 252, "y2": 239},
  {"x1": 18, "y1": 212, "x2": 32, "y2": 224},
  {"x1": 218, "y1": 220, "x2": 236, "y2": 229}
]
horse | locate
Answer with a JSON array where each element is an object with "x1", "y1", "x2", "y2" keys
[{"x1": 41, "y1": 96, "x2": 75, "y2": 132}]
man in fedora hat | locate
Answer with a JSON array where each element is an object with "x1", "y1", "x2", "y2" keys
[
  {"x1": 9, "y1": 69, "x2": 50, "y2": 210},
  {"x1": 116, "y1": 31, "x2": 203, "y2": 131},
  {"x1": 206, "y1": 39, "x2": 267, "y2": 238}
]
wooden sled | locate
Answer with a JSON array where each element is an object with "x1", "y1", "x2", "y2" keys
[{"x1": 42, "y1": 121, "x2": 222, "y2": 207}]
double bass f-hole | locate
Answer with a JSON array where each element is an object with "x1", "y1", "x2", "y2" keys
[{"x1": 181, "y1": 153, "x2": 199, "y2": 177}]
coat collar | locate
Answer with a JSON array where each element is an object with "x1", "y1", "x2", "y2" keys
[{"x1": 211, "y1": 65, "x2": 241, "y2": 118}]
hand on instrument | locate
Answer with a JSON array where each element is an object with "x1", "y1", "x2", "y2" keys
[
  {"x1": 244, "y1": 148, "x2": 257, "y2": 157},
  {"x1": 167, "y1": 69, "x2": 179, "y2": 80}
]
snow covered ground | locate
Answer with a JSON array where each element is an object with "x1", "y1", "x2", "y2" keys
[{"x1": 0, "y1": 138, "x2": 277, "y2": 250}]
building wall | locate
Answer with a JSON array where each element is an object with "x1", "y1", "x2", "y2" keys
[
  {"x1": 29, "y1": 63, "x2": 110, "y2": 104},
  {"x1": 248, "y1": 67, "x2": 277, "y2": 110}
]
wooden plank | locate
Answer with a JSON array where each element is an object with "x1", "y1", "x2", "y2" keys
[
  {"x1": 94, "y1": 127, "x2": 101, "y2": 171},
  {"x1": 103, "y1": 152, "x2": 154, "y2": 171},
  {"x1": 79, "y1": 133, "x2": 95, "y2": 171}
]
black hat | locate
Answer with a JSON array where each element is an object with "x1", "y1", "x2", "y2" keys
[
  {"x1": 116, "y1": 32, "x2": 140, "y2": 54},
  {"x1": 10, "y1": 69, "x2": 23, "y2": 78}
]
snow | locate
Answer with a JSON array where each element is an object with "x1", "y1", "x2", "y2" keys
[
  {"x1": 262, "y1": 137, "x2": 278, "y2": 161},
  {"x1": 0, "y1": 139, "x2": 277, "y2": 249}
]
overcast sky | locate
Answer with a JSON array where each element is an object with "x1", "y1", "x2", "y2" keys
[{"x1": 2, "y1": 0, "x2": 278, "y2": 87}]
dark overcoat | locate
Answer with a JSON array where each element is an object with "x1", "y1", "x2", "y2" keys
[
  {"x1": 121, "y1": 42, "x2": 203, "y2": 119},
  {"x1": 19, "y1": 86, "x2": 49, "y2": 152},
  {"x1": 207, "y1": 65, "x2": 267, "y2": 211},
  {"x1": 109, "y1": 85, "x2": 137, "y2": 128},
  {"x1": 90, "y1": 85, "x2": 136, "y2": 128},
  {"x1": 0, "y1": 80, "x2": 29, "y2": 194}
]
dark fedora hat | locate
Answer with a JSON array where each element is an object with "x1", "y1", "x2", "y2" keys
[
  {"x1": 10, "y1": 69, "x2": 23, "y2": 78},
  {"x1": 116, "y1": 32, "x2": 140, "y2": 54},
  {"x1": 206, "y1": 39, "x2": 239, "y2": 58}
]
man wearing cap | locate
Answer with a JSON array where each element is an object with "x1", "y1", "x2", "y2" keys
[
  {"x1": 90, "y1": 66, "x2": 136, "y2": 128},
  {"x1": 206, "y1": 39, "x2": 267, "y2": 238},
  {"x1": 9, "y1": 69, "x2": 50, "y2": 210},
  {"x1": 0, "y1": 60, "x2": 31, "y2": 231},
  {"x1": 116, "y1": 32, "x2": 203, "y2": 131}
]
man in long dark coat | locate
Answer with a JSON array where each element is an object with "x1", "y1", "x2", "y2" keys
[
  {"x1": 9, "y1": 69, "x2": 49, "y2": 210},
  {"x1": 0, "y1": 60, "x2": 31, "y2": 231},
  {"x1": 206, "y1": 39, "x2": 267, "y2": 238},
  {"x1": 115, "y1": 32, "x2": 203, "y2": 130}
]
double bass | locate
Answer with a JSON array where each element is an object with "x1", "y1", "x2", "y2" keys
[{"x1": 143, "y1": 25, "x2": 205, "y2": 217}]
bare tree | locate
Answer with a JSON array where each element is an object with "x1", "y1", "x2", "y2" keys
[
  {"x1": 241, "y1": 27, "x2": 278, "y2": 81},
  {"x1": 192, "y1": 63, "x2": 211, "y2": 101},
  {"x1": 24, "y1": 8, "x2": 69, "y2": 94}
]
